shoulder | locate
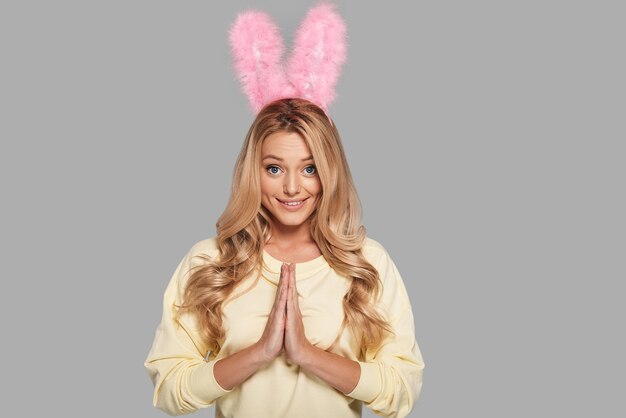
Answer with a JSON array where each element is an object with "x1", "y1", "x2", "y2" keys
[
  {"x1": 360, "y1": 236, "x2": 390, "y2": 265},
  {"x1": 184, "y1": 236, "x2": 222, "y2": 276},
  {"x1": 360, "y1": 236, "x2": 412, "y2": 307},
  {"x1": 187, "y1": 236, "x2": 220, "y2": 260},
  {"x1": 360, "y1": 236, "x2": 396, "y2": 279},
  {"x1": 170, "y1": 237, "x2": 220, "y2": 294}
]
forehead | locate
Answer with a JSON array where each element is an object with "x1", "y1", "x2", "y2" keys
[{"x1": 262, "y1": 131, "x2": 311, "y2": 157}]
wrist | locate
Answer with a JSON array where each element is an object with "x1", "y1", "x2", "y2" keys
[
  {"x1": 296, "y1": 343, "x2": 319, "y2": 369},
  {"x1": 251, "y1": 341, "x2": 276, "y2": 365}
]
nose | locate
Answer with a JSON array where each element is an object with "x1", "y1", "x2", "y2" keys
[{"x1": 283, "y1": 172, "x2": 301, "y2": 196}]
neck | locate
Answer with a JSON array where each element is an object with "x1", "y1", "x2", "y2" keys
[{"x1": 266, "y1": 219, "x2": 314, "y2": 247}]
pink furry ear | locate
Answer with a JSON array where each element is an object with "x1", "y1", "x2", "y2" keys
[
  {"x1": 229, "y1": 10, "x2": 291, "y2": 114},
  {"x1": 228, "y1": 2, "x2": 347, "y2": 115},
  {"x1": 286, "y1": 2, "x2": 348, "y2": 113}
]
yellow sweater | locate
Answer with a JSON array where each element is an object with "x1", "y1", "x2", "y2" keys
[{"x1": 144, "y1": 237, "x2": 425, "y2": 418}]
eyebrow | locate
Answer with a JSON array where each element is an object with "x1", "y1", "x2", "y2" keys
[{"x1": 262, "y1": 154, "x2": 314, "y2": 162}]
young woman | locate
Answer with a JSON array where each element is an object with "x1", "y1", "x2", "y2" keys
[{"x1": 144, "y1": 98, "x2": 425, "y2": 418}]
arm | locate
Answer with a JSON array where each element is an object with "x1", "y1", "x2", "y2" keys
[
  {"x1": 299, "y1": 345, "x2": 361, "y2": 395},
  {"x1": 143, "y1": 246, "x2": 267, "y2": 415},
  {"x1": 345, "y1": 306, "x2": 424, "y2": 418},
  {"x1": 214, "y1": 262, "x2": 292, "y2": 390},
  {"x1": 300, "y1": 244, "x2": 425, "y2": 418},
  {"x1": 212, "y1": 343, "x2": 267, "y2": 391}
]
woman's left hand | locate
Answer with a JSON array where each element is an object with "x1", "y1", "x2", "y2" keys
[{"x1": 284, "y1": 263, "x2": 314, "y2": 366}]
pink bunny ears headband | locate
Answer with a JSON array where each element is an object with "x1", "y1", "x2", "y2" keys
[{"x1": 229, "y1": 2, "x2": 347, "y2": 117}]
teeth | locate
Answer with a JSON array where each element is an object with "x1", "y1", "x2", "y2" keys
[{"x1": 280, "y1": 200, "x2": 303, "y2": 206}]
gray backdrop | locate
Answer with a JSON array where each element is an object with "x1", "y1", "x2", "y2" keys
[{"x1": 2, "y1": 1, "x2": 624, "y2": 417}]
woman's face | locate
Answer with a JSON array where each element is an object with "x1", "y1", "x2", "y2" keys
[{"x1": 260, "y1": 130, "x2": 321, "y2": 230}]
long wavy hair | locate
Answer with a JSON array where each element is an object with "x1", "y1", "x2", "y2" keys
[{"x1": 176, "y1": 98, "x2": 394, "y2": 358}]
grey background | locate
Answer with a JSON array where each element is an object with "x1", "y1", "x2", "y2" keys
[{"x1": 1, "y1": 0, "x2": 624, "y2": 417}]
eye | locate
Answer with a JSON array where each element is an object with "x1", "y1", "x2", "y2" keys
[
  {"x1": 265, "y1": 165, "x2": 282, "y2": 175},
  {"x1": 303, "y1": 165, "x2": 317, "y2": 175}
]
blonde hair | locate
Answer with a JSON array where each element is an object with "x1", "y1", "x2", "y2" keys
[{"x1": 176, "y1": 98, "x2": 394, "y2": 358}]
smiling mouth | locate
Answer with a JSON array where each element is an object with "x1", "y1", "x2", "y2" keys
[{"x1": 276, "y1": 197, "x2": 308, "y2": 207}]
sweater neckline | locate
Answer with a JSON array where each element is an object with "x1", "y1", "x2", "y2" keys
[{"x1": 261, "y1": 248, "x2": 328, "y2": 283}]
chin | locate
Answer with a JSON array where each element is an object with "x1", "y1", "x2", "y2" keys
[{"x1": 275, "y1": 215, "x2": 311, "y2": 227}]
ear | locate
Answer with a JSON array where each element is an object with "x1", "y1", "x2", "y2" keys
[
  {"x1": 229, "y1": 10, "x2": 292, "y2": 113},
  {"x1": 285, "y1": 2, "x2": 348, "y2": 113}
]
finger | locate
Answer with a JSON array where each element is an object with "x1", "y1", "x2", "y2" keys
[
  {"x1": 292, "y1": 280, "x2": 300, "y2": 313},
  {"x1": 290, "y1": 264, "x2": 297, "y2": 288},
  {"x1": 287, "y1": 272, "x2": 297, "y2": 317},
  {"x1": 274, "y1": 263, "x2": 287, "y2": 304},
  {"x1": 286, "y1": 280, "x2": 293, "y2": 318},
  {"x1": 288, "y1": 264, "x2": 300, "y2": 310},
  {"x1": 273, "y1": 286, "x2": 287, "y2": 323},
  {"x1": 281, "y1": 263, "x2": 290, "y2": 290},
  {"x1": 274, "y1": 265, "x2": 290, "y2": 317},
  {"x1": 290, "y1": 277, "x2": 299, "y2": 313},
  {"x1": 285, "y1": 263, "x2": 292, "y2": 291},
  {"x1": 281, "y1": 278, "x2": 289, "y2": 312},
  {"x1": 275, "y1": 285, "x2": 285, "y2": 322}
]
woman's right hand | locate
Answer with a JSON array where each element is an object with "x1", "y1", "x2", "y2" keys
[{"x1": 256, "y1": 262, "x2": 289, "y2": 363}]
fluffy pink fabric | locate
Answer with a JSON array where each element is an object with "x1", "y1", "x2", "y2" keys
[
  {"x1": 229, "y1": 10, "x2": 289, "y2": 114},
  {"x1": 229, "y1": 2, "x2": 347, "y2": 114},
  {"x1": 286, "y1": 2, "x2": 347, "y2": 113}
]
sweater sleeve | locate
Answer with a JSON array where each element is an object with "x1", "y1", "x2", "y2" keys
[
  {"x1": 144, "y1": 244, "x2": 233, "y2": 416},
  {"x1": 344, "y1": 244, "x2": 425, "y2": 418}
]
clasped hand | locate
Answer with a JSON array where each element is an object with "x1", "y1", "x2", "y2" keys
[{"x1": 257, "y1": 263, "x2": 313, "y2": 366}]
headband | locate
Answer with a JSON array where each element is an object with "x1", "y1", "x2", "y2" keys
[{"x1": 229, "y1": 2, "x2": 347, "y2": 117}]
